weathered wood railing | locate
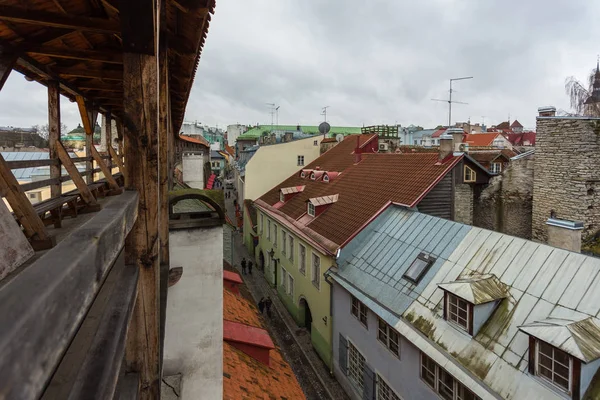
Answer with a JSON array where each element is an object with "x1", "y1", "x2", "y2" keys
[{"x1": 0, "y1": 190, "x2": 140, "y2": 399}]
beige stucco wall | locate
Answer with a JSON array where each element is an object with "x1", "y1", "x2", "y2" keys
[{"x1": 244, "y1": 135, "x2": 324, "y2": 201}]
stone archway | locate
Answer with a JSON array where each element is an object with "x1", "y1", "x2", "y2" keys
[
  {"x1": 299, "y1": 297, "x2": 312, "y2": 332},
  {"x1": 258, "y1": 250, "x2": 265, "y2": 271}
]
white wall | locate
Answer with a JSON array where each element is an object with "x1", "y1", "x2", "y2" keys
[
  {"x1": 182, "y1": 154, "x2": 204, "y2": 189},
  {"x1": 164, "y1": 226, "x2": 223, "y2": 399},
  {"x1": 227, "y1": 124, "x2": 246, "y2": 145}
]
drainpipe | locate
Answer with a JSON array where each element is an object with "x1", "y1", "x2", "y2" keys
[{"x1": 323, "y1": 265, "x2": 338, "y2": 376}]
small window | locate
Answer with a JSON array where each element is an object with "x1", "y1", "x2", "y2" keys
[
  {"x1": 280, "y1": 192, "x2": 285, "y2": 202},
  {"x1": 403, "y1": 253, "x2": 435, "y2": 283},
  {"x1": 288, "y1": 235, "x2": 294, "y2": 261},
  {"x1": 28, "y1": 193, "x2": 37, "y2": 199},
  {"x1": 260, "y1": 213, "x2": 264, "y2": 233},
  {"x1": 282, "y1": 230, "x2": 287, "y2": 255},
  {"x1": 351, "y1": 295, "x2": 368, "y2": 328},
  {"x1": 464, "y1": 165, "x2": 476, "y2": 182},
  {"x1": 323, "y1": 175, "x2": 330, "y2": 183},
  {"x1": 308, "y1": 202, "x2": 315, "y2": 217},
  {"x1": 378, "y1": 318, "x2": 400, "y2": 357},
  {"x1": 446, "y1": 293, "x2": 470, "y2": 332},
  {"x1": 267, "y1": 219, "x2": 271, "y2": 240},
  {"x1": 377, "y1": 374, "x2": 401, "y2": 400},
  {"x1": 490, "y1": 162, "x2": 502, "y2": 174},
  {"x1": 348, "y1": 342, "x2": 366, "y2": 391},
  {"x1": 420, "y1": 352, "x2": 481, "y2": 400},
  {"x1": 273, "y1": 225, "x2": 278, "y2": 248},
  {"x1": 310, "y1": 172, "x2": 316, "y2": 180},
  {"x1": 297, "y1": 155, "x2": 304, "y2": 166},
  {"x1": 300, "y1": 171, "x2": 306, "y2": 178},
  {"x1": 312, "y1": 252, "x2": 321, "y2": 290},
  {"x1": 313, "y1": 140, "x2": 318, "y2": 146},
  {"x1": 288, "y1": 274, "x2": 294, "y2": 297},
  {"x1": 299, "y1": 244, "x2": 306, "y2": 275},
  {"x1": 281, "y1": 267, "x2": 288, "y2": 291},
  {"x1": 536, "y1": 340, "x2": 571, "y2": 393}
]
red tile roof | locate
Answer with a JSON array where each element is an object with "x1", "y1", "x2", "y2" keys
[
  {"x1": 223, "y1": 288, "x2": 306, "y2": 400},
  {"x1": 179, "y1": 134, "x2": 210, "y2": 147},
  {"x1": 321, "y1": 137, "x2": 337, "y2": 143},
  {"x1": 225, "y1": 144, "x2": 235, "y2": 156},
  {"x1": 223, "y1": 270, "x2": 243, "y2": 284},
  {"x1": 510, "y1": 120, "x2": 523, "y2": 128},
  {"x1": 495, "y1": 121, "x2": 510, "y2": 130},
  {"x1": 463, "y1": 133, "x2": 501, "y2": 147},
  {"x1": 257, "y1": 135, "x2": 461, "y2": 252},
  {"x1": 506, "y1": 131, "x2": 536, "y2": 146},
  {"x1": 431, "y1": 127, "x2": 447, "y2": 138}
]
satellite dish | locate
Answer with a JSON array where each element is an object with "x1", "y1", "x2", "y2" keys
[
  {"x1": 318, "y1": 122, "x2": 331, "y2": 135},
  {"x1": 336, "y1": 134, "x2": 344, "y2": 143}
]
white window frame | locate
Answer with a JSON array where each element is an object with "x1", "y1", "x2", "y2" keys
[
  {"x1": 287, "y1": 274, "x2": 294, "y2": 298},
  {"x1": 299, "y1": 244, "x2": 306, "y2": 275},
  {"x1": 378, "y1": 318, "x2": 400, "y2": 357},
  {"x1": 308, "y1": 202, "x2": 315, "y2": 217},
  {"x1": 535, "y1": 340, "x2": 572, "y2": 393},
  {"x1": 273, "y1": 224, "x2": 278, "y2": 248},
  {"x1": 260, "y1": 213, "x2": 264, "y2": 234},
  {"x1": 446, "y1": 293, "x2": 470, "y2": 332},
  {"x1": 267, "y1": 219, "x2": 271, "y2": 240},
  {"x1": 420, "y1": 352, "x2": 481, "y2": 400},
  {"x1": 311, "y1": 252, "x2": 321, "y2": 290},
  {"x1": 464, "y1": 165, "x2": 476, "y2": 183},
  {"x1": 490, "y1": 162, "x2": 502, "y2": 174},
  {"x1": 288, "y1": 234, "x2": 294, "y2": 261},
  {"x1": 348, "y1": 340, "x2": 366, "y2": 391},
  {"x1": 323, "y1": 175, "x2": 330, "y2": 182},
  {"x1": 282, "y1": 230, "x2": 287, "y2": 256},
  {"x1": 376, "y1": 373, "x2": 402, "y2": 400},
  {"x1": 351, "y1": 295, "x2": 368, "y2": 329},
  {"x1": 297, "y1": 155, "x2": 304, "y2": 166},
  {"x1": 280, "y1": 191, "x2": 285, "y2": 202},
  {"x1": 281, "y1": 267, "x2": 287, "y2": 291}
]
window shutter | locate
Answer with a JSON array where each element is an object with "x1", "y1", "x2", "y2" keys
[
  {"x1": 528, "y1": 336, "x2": 536, "y2": 375},
  {"x1": 363, "y1": 363, "x2": 376, "y2": 400},
  {"x1": 572, "y1": 358, "x2": 581, "y2": 400},
  {"x1": 338, "y1": 334, "x2": 348, "y2": 375}
]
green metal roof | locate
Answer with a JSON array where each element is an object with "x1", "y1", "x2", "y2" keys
[{"x1": 237, "y1": 124, "x2": 362, "y2": 139}]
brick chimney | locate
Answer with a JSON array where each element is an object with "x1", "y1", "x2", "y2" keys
[
  {"x1": 446, "y1": 127, "x2": 465, "y2": 152},
  {"x1": 538, "y1": 106, "x2": 556, "y2": 117},
  {"x1": 546, "y1": 216, "x2": 583, "y2": 252},
  {"x1": 438, "y1": 133, "x2": 453, "y2": 161}
]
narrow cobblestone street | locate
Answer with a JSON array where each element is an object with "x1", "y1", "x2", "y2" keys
[{"x1": 224, "y1": 192, "x2": 349, "y2": 400}]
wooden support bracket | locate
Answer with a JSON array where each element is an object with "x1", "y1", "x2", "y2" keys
[
  {"x1": 90, "y1": 145, "x2": 121, "y2": 192},
  {"x1": 109, "y1": 145, "x2": 126, "y2": 181},
  {"x1": 55, "y1": 141, "x2": 99, "y2": 207}
]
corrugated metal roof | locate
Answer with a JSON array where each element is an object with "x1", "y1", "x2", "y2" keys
[
  {"x1": 438, "y1": 274, "x2": 509, "y2": 304},
  {"x1": 518, "y1": 317, "x2": 600, "y2": 362},
  {"x1": 336, "y1": 206, "x2": 600, "y2": 399}
]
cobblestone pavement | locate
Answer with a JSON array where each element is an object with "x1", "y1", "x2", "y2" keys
[{"x1": 224, "y1": 191, "x2": 349, "y2": 400}]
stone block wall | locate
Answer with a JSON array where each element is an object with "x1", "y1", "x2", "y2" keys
[
  {"x1": 532, "y1": 117, "x2": 600, "y2": 242},
  {"x1": 454, "y1": 183, "x2": 473, "y2": 225},
  {"x1": 474, "y1": 155, "x2": 534, "y2": 239}
]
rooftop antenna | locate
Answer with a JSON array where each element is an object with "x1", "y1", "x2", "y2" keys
[
  {"x1": 321, "y1": 106, "x2": 330, "y2": 123},
  {"x1": 481, "y1": 116, "x2": 486, "y2": 126},
  {"x1": 275, "y1": 106, "x2": 280, "y2": 127},
  {"x1": 266, "y1": 103, "x2": 276, "y2": 130},
  {"x1": 431, "y1": 76, "x2": 473, "y2": 127}
]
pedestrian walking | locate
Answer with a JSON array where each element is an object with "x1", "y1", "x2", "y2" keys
[
  {"x1": 248, "y1": 261, "x2": 253, "y2": 275},
  {"x1": 265, "y1": 296, "x2": 273, "y2": 318},
  {"x1": 241, "y1": 257, "x2": 247, "y2": 275},
  {"x1": 258, "y1": 297, "x2": 265, "y2": 314}
]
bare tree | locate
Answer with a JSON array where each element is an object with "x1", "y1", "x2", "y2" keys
[
  {"x1": 565, "y1": 66, "x2": 600, "y2": 117},
  {"x1": 31, "y1": 123, "x2": 69, "y2": 140}
]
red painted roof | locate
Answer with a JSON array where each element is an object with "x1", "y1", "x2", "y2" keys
[
  {"x1": 223, "y1": 320, "x2": 275, "y2": 349},
  {"x1": 510, "y1": 120, "x2": 523, "y2": 128},
  {"x1": 179, "y1": 134, "x2": 210, "y2": 147},
  {"x1": 257, "y1": 135, "x2": 461, "y2": 252},
  {"x1": 224, "y1": 144, "x2": 235, "y2": 156},
  {"x1": 321, "y1": 137, "x2": 337, "y2": 143},
  {"x1": 463, "y1": 133, "x2": 501, "y2": 146},
  {"x1": 506, "y1": 131, "x2": 536, "y2": 146},
  {"x1": 223, "y1": 270, "x2": 243, "y2": 284},
  {"x1": 206, "y1": 173, "x2": 216, "y2": 189},
  {"x1": 431, "y1": 127, "x2": 447, "y2": 138},
  {"x1": 495, "y1": 121, "x2": 510, "y2": 130}
]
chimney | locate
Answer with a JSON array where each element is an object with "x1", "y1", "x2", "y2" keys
[
  {"x1": 538, "y1": 106, "x2": 556, "y2": 117},
  {"x1": 296, "y1": 124, "x2": 301, "y2": 131},
  {"x1": 354, "y1": 136, "x2": 362, "y2": 163},
  {"x1": 315, "y1": 166, "x2": 321, "y2": 171},
  {"x1": 446, "y1": 127, "x2": 465, "y2": 152},
  {"x1": 284, "y1": 132, "x2": 293, "y2": 142},
  {"x1": 270, "y1": 132, "x2": 276, "y2": 144},
  {"x1": 438, "y1": 133, "x2": 453, "y2": 161},
  {"x1": 546, "y1": 216, "x2": 583, "y2": 252},
  {"x1": 223, "y1": 270, "x2": 243, "y2": 295}
]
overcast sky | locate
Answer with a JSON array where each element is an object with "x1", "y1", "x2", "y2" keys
[{"x1": 1, "y1": 0, "x2": 599, "y2": 132}]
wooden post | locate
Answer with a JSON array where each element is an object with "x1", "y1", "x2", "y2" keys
[
  {"x1": 48, "y1": 81, "x2": 62, "y2": 198},
  {"x1": 105, "y1": 111, "x2": 113, "y2": 171},
  {"x1": 0, "y1": 45, "x2": 16, "y2": 92},
  {"x1": 90, "y1": 145, "x2": 121, "y2": 192},
  {"x1": 55, "y1": 141, "x2": 99, "y2": 208},
  {"x1": 0, "y1": 153, "x2": 54, "y2": 249},
  {"x1": 109, "y1": 145, "x2": 126, "y2": 180},
  {"x1": 77, "y1": 96, "x2": 98, "y2": 184}
]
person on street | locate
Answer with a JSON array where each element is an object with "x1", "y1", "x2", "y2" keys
[
  {"x1": 258, "y1": 297, "x2": 265, "y2": 314},
  {"x1": 241, "y1": 258, "x2": 247, "y2": 275},
  {"x1": 265, "y1": 297, "x2": 273, "y2": 318},
  {"x1": 248, "y1": 261, "x2": 253, "y2": 275}
]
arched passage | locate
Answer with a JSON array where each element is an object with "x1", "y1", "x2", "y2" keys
[
  {"x1": 299, "y1": 297, "x2": 312, "y2": 332},
  {"x1": 258, "y1": 250, "x2": 265, "y2": 271}
]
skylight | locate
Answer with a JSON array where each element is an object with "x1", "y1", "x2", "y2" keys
[{"x1": 403, "y1": 253, "x2": 435, "y2": 283}]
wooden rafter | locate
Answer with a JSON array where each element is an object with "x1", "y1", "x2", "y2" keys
[
  {"x1": 25, "y1": 44, "x2": 122, "y2": 64},
  {"x1": 0, "y1": 46, "x2": 16, "y2": 91},
  {"x1": 0, "y1": 5, "x2": 121, "y2": 35},
  {"x1": 172, "y1": 2, "x2": 209, "y2": 18},
  {"x1": 78, "y1": 82, "x2": 123, "y2": 91},
  {"x1": 56, "y1": 66, "x2": 122, "y2": 80}
]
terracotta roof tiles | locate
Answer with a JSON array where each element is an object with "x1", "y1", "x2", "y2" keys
[
  {"x1": 463, "y1": 133, "x2": 501, "y2": 147},
  {"x1": 179, "y1": 134, "x2": 210, "y2": 147}
]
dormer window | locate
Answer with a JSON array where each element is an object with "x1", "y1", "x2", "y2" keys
[
  {"x1": 535, "y1": 340, "x2": 571, "y2": 392},
  {"x1": 323, "y1": 174, "x2": 330, "y2": 183},
  {"x1": 300, "y1": 171, "x2": 306, "y2": 178},
  {"x1": 464, "y1": 165, "x2": 476, "y2": 183},
  {"x1": 446, "y1": 293, "x2": 471, "y2": 332},
  {"x1": 308, "y1": 202, "x2": 315, "y2": 216},
  {"x1": 310, "y1": 172, "x2": 315, "y2": 180},
  {"x1": 280, "y1": 192, "x2": 285, "y2": 203}
]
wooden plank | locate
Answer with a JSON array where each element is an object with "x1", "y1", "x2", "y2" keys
[
  {"x1": 0, "y1": 45, "x2": 16, "y2": 92},
  {"x1": 123, "y1": 51, "x2": 160, "y2": 400},
  {"x1": 25, "y1": 44, "x2": 122, "y2": 64},
  {"x1": 20, "y1": 178, "x2": 60, "y2": 192},
  {"x1": 0, "y1": 192, "x2": 138, "y2": 400},
  {"x1": 78, "y1": 82, "x2": 123, "y2": 92},
  {"x1": 109, "y1": 145, "x2": 126, "y2": 181},
  {"x1": 56, "y1": 140, "x2": 99, "y2": 206},
  {"x1": 0, "y1": 153, "x2": 52, "y2": 247},
  {"x1": 77, "y1": 96, "x2": 99, "y2": 184},
  {"x1": 57, "y1": 66, "x2": 122, "y2": 80},
  {"x1": 0, "y1": 5, "x2": 122, "y2": 34},
  {"x1": 67, "y1": 261, "x2": 139, "y2": 400},
  {"x1": 90, "y1": 145, "x2": 120, "y2": 190},
  {"x1": 6, "y1": 159, "x2": 58, "y2": 169},
  {"x1": 105, "y1": 111, "x2": 113, "y2": 170},
  {"x1": 48, "y1": 81, "x2": 62, "y2": 197}
]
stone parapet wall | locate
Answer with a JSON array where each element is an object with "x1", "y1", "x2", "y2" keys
[
  {"x1": 532, "y1": 117, "x2": 600, "y2": 242},
  {"x1": 454, "y1": 183, "x2": 473, "y2": 225}
]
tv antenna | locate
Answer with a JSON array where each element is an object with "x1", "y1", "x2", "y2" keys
[
  {"x1": 431, "y1": 76, "x2": 473, "y2": 127},
  {"x1": 266, "y1": 103, "x2": 279, "y2": 129},
  {"x1": 321, "y1": 106, "x2": 330, "y2": 122}
]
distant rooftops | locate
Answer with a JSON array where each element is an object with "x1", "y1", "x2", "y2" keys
[{"x1": 238, "y1": 124, "x2": 362, "y2": 140}]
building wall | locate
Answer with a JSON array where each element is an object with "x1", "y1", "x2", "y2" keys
[
  {"x1": 227, "y1": 124, "x2": 246, "y2": 145},
  {"x1": 417, "y1": 172, "x2": 453, "y2": 220},
  {"x1": 532, "y1": 117, "x2": 600, "y2": 242},
  {"x1": 244, "y1": 136, "x2": 323, "y2": 202},
  {"x1": 182, "y1": 154, "x2": 205, "y2": 189},
  {"x1": 454, "y1": 183, "x2": 473, "y2": 225},
  {"x1": 474, "y1": 155, "x2": 534, "y2": 239},
  {"x1": 332, "y1": 282, "x2": 437, "y2": 400},
  {"x1": 255, "y1": 210, "x2": 333, "y2": 368},
  {"x1": 164, "y1": 226, "x2": 224, "y2": 399}
]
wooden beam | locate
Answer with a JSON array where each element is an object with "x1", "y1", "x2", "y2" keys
[
  {"x1": 172, "y1": 1, "x2": 209, "y2": 17},
  {"x1": 119, "y1": 0, "x2": 155, "y2": 55},
  {"x1": 48, "y1": 81, "x2": 62, "y2": 197},
  {"x1": 90, "y1": 145, "x2": 120, "y2": 191},
  {"x1": 0, "y1": 45, "x2": 17, "y2": 92},
  {"x1": 105, "y1": 111, "x2": 113, "y2": 170},
  {"x1": 55, "y1": 141, "x2": 99, "y2": 207},
  {"x1": 77, "y1": 97, "x2": 99, "y2": 183},
  {"x1": 0, "y1": 5, "x2": 121, "y2": 35},
  {"x1": 56, "y1": 66, "x2": 122, "y2": 80},
  {"x1": 108, "y1": 144, "x2": 126, "y2": 180},
  {"x1": 78, "y1": 82, "x2": 123, "y2": 91},
  {"x1": 0, "y1": 153, "x2": 53, "y2": 248},
  {"x1": 25, "y1": 44, "x2": 122, "y2": 64},
  {"x1": 123, "y1": 51, "x2": 160, "y2": 400}
]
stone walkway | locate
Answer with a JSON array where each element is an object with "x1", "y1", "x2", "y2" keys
[{"x1": 224, "y1": 193, "x2": 349, "y2": 400}]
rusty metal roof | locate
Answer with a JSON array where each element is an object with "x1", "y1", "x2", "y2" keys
[
  {"x1": 519, "y1": 317, "x2": 600, "y2": 362},
  {"x1": 438, "y1": 274, "x2": 509, "y2": 305}
]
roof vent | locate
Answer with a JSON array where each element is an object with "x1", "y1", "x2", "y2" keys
[
  {"x1": 223, "y1": 320, "x2": 275, "y2": 366},
  {"x1": 223, "y1": 270, "x2": 243, "y2": 295}
]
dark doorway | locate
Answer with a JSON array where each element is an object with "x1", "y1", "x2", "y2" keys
[
  {"x1": 258, "y1": 251, "x2": 265, "y2": 271},
  {"x1": 299, "y1": 297, "x2": 312, "y2": 332}
]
